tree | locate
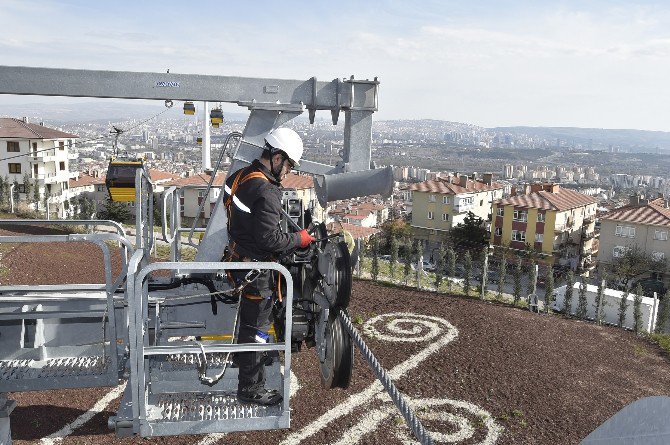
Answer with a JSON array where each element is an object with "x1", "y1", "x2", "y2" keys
[
  {"x1": 370, "y1": 236, "x2": 380, "y2": 282},
  {"x1": 497, "y1": 250, "x2": 507, "y2": 301},
  {"x1": 594, "y1": 276, "x2": 606, "y2": 325},
  {"x1": 577, "y1": 278, "x2": 588, "y2": 319},
  {"x1": 389, "y1": 236, "x2": 399, "y2": 281},
  {"x1": 98, "y1": 197, "x2": 132, "y2": 223},
  {"x1": 403, "y1": 241, "x2": 413, "y2": 285},
  {"x1": 11, "y1": 180, "x2": 19, "y2": 207},
  {"x1": 379, "y1": 219, "x2": 413, "y2": 255},
  {"x1": 527, "y1": 260, "x2": 537, "y2": 298},
  {"x1": 633, "y1": 283, "x2": 643, "y2": 334},
  {"x1": 22, "y1": 173, "x2": 32, "y2": 205},
  {"x1": 617, "y1": 290, "x2": 630, "y2": 328},
  {"x1": 79, "y1": 196, "x2": 95, "y2": 219},
  {"x1": 544, "y1": 268, "x2": 554, "y2": 314},
  {"x1": 415, "y1": 241, "x2": 424, "y2": 289},
  {"x1": 446, "y1": 246, "x2": 456, "y2": 293},
  {"x1": 655, "y1": 290, "x2": 670, "y2": 334},
  {"x1": 513, "y1": 258, "x2": 523, "y2": 306},
  {"x1": 608, "y1": 246, "x2": 667, "y2": 290},
  {"x1": 0, "y1": 176, "x2": 6, "y2": 209},
  {"x1": 1, "y1": 176, "x2": 10, "y2": 208},
  {"x1": 463, "y1": 251, "x2": 472, "y2": 296},
  {"x1": 68, "y1": 197, "x2": 80, "y2": 219},
  {"x1": 449, "y1": 211, "x2": 489, "y2": 248},
  {"x1": 434, "y1": 243, "x2": 446, "y2": 292},
  {"x1": 563, "y1": 271, "x2": 574, "y2": 315},
  {"x1": 33, "y1": 182, "x2": 41, "y2": 207}
]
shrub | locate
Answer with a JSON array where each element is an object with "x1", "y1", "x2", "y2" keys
[
  {"x1": 576, "y1": 278, "x2": 588, "y2": 319},
  {"x1": 563, "y1": 271, "x2": 574, "y2": 315}
]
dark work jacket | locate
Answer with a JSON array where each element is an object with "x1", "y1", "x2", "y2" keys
[{"x1": 223, "y1": 159, "x2": 300, "y2": 260}]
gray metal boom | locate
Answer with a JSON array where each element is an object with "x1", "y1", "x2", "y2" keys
[{"x1": 0, "y1": 65, "x2": 377, "y2": 113}]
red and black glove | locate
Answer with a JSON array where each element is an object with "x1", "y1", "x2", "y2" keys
[{"x1": 298, "y1": 229, "x2": 317, "y2": 248}]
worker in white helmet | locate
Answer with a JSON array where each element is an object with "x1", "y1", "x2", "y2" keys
[{"x1": 223, "y1": 127, "x2": 316, "y2": 405}]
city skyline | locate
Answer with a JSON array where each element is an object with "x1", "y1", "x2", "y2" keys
[{"x1": 2, "y1": 1, "x2": 670, "y2": 131}]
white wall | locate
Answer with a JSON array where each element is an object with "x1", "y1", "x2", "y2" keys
[{"x1": 553, "y1": 283, "x2": 660, "y2": 333}]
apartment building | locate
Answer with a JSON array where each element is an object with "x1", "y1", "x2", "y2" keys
[
  {"x1": 598, "y1": 196, "x2": 670, "y2": 269},
  {"x1": 408, "y1": 174, "x2": 505, "y2": 244},
  {"x1": 491, "y1": 183, "x2": 597, "y2": 269},
  {"x1": 0, "y1": 118, "x2": 78, "y2": 216}
]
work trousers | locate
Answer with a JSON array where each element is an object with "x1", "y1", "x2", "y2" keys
[{"x1": 231, "y1": 268, "x2": 276, "y2": 392}]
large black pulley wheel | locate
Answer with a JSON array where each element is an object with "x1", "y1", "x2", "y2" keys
[
  {"x1": 320, "y1": 309, "x2": 354, "y2": 389},
  {"x1": 319, "y1": 240, "x2": 353, "y2": 309}
]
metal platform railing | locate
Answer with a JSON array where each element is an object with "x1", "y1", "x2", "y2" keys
[
  {"x1": 124, "y1": 252, "x2": 294, "y2": 437},
  {"x1": 0, "y1": 230, "x2": 133, "y2": 391}
]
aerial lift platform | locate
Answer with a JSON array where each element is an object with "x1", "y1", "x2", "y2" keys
[{"x1": 0, "y1": 65, "x2": 402, "y2": 441}]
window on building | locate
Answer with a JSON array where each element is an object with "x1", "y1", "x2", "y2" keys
[
  {"x1": 427, "y1": 211, "x2": 434, "y2": 220},
  {"x1": 442, "y1": 196, "x2": 450, "y2": 204},
  {"x1": 497, "y1": 207, "x2": 504, "y2": 217},
  {"x1": 535, "y1": 233, "x2": 544, "y2": 243},
  {"x1": 180, "y1": 204, "x2": 185, "y2": 214},
  {"x1": 7, "y1": 141, "x2": 19, "y2": 152},
  {"x1": 652, "y1": 251, "x2": 665, "y2": 261},
  {"x1": 537, "y1": 212, "x2": 545, "y2": 222},
  {"x1": 442, "y1": 213, "x2": 449, "y2": 221},
  {"x1": 59, "y1": 141, "x2": 65, "y2": 150},
  {"x1": 495, "y1": 227, "x2": 502, "y2": 236},
  {"x1": 613, "y1": 246, "x2": 629, "y2": 258},
  {"x1": 513, "y1": 210, "x2": 528, "y2": 222},
  {"x1": 615, "y1": 225, "x2": 636, "y2": 238},
  {"x1": 511, "y1": 230, "x2": 526, "y2": 242},
  {"x1": 16, "y1": 184, "x2": 25, "y2": 193},
  {"x1": 198, "y1": 190, "x2": 206, "y2": 198},
  {"x1": 429, "y1": 194, "x2": 436, "y2": 202},
  {"x1": 8, "y1": 163, "x2": 21, "y2": 174},
  {"x1": 59, "y1": 161, "x2": 65, "y2": 171},
  {"x1": 480, "y1": 200, "x2": 483, "y2": 206},
  {"x1": 654, "y1": 230, "x2": 668, "y2": 241}
]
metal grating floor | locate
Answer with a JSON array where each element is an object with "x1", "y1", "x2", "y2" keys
[
  {"x1": 149, "y1": 393, "x2": 282, "y2": 422},
  {"x1": 156, "y1": 353, "x2": 230, "y2": 372},
  {"x1": 0, "y1": 356, "x2": 110, "y2": 380}
]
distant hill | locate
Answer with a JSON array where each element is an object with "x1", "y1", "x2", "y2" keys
[{"x1": 492, "y1": 126, "x2": 670, "y2": 152}]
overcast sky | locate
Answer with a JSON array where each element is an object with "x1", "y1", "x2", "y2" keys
[{"x1": 2, "y1": 0, "x2": 670, "y2": 131}]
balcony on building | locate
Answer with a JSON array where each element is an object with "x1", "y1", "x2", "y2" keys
[
  {"x1": 31, "y1": 150, "x2": 58, "y2": 162},
  {"x1": 34, "y1": 172, "x2": 61, "y2": 184},
  {"x1": 581, "y1": 229, "x2": 596, "y2": 241}
]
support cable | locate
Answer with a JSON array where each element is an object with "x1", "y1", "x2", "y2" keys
[
  {"x1": 0, "y1": 100, "x2": 175, "y2": 163},
  {"x1": 337, "y1": 308, "x2": 434, "y2": 445}
]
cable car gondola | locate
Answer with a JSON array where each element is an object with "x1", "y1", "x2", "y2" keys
[
  {"x1": 210, "y1": 107, "x2": 223, "y2": 126},
  {"x1": 183, "y1": 101, "x2": 196, "y2": 115},
  {"x1": 105, "y1": 126, "x2": 146, "y2": 202},
  {"x1": 106, "y1": 157, "x2": 146, "y2": 202}
]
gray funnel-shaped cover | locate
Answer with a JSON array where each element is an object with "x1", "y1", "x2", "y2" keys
[{"x1": 314, "y1": 167, "x2": 394, "y2": 207}]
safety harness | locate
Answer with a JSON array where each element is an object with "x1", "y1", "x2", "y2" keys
[{"x1": 222, "y1": 166, "x2": 284, "y2": 302}]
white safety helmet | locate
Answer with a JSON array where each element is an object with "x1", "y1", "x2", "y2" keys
[{"x1": 264, "y1": 127, "x2": 303, "y2": 168}]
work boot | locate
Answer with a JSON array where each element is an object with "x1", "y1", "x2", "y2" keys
[{"x1": 237, "y1": 387, "x2": 283, "y2": 406}]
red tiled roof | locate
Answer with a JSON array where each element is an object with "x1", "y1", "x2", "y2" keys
[
  {"x1": 148, "y1": 169, "x2": 181, "y2": 183},
  {"x1": 281, "y1": 172, "x2": 314, "y2": 190},
  {"x1": 408, "y1": 178, "x2": 503, "y2": 195},
  {"x1": 600, "y1": 198, "x2": 670, "y2": 226},
  {"x1": 496, "y1": 188, "x2": 596, "y2": 211},
  {"x1": 0, "y1": 118, "x2": 78, "y2": 139},
  {"x1": 69, "y1": 173, "x2": 105, "y2": 188},
  {"x1": 326, "y1": 222, "x2": 380, "y2": 240},
  {"x1": 164, "y1": 172, "x2": 227, "y2": 187}
]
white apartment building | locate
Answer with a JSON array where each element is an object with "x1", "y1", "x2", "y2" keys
[{"x1": 0, "y1": 118, "x2": 79, "y2": 217}]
